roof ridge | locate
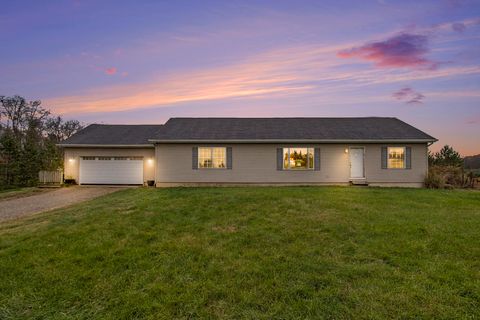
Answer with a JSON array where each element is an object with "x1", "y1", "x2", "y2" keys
[
  {"x1": 168, "y1": 116, "x2": 397, "y2": 120},
  {"x1": 89, "y1": 123, "x2": 163, "y2": 126}
]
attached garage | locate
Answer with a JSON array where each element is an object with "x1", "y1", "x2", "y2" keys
[
  {"x1": 79, "y1": 156, "x2": 144, "y2": 185},
  {"x1": 59, "y1": 123, "x2": 162, "y2": 185}
]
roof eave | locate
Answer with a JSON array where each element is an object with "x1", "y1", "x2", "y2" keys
[
  {"x1": 57, "y1": 144, "x2": 154, "y2": 148},
  {"x1": 148, "y1": 138, "x2": 438, "y2": 144}
]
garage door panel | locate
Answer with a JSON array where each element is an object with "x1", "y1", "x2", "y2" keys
[{"x1": 79, "y1": 157, "x2": 143, "y2": 185}]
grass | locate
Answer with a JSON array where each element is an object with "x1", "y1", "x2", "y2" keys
[
  {"x1": 0, "y1": 187, "x2": 49, "y2": 200},
  {"x1": 0, "y1": 187, "x2": 479, "y2": 319}
]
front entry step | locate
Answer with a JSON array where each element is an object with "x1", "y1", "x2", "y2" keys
[{"x1": 350, "y1": 180, "x2": 369, "y2": 186}]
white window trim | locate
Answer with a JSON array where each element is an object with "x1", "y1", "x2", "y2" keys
[
  {"x1": 387, "y1": 146, "x2": 406, "y2": 169},
  {"x1": 198, "y1": 147, "x2": 227, "y2": 169},
  {"x1": 283, "y1": 147, "x2": 314, "y2": 170}
]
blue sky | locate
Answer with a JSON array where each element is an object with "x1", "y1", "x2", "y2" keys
[{"x1": 1, "y1": 0, "x2": 479, "y2": 154}]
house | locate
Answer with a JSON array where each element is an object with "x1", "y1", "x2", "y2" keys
[{"x1": 59, "y1": 117, "x2": 437, "y2": 187}]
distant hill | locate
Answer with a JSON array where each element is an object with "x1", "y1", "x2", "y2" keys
[{"x1": 464, "y1": 154, "x2": 480, "y2": 169}]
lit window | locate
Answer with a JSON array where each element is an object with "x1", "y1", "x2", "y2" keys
[
  {"x1": 283, "y1": 147, "x2": 314, "y2": 170},
  {"x1": 388, "y1": 147, "x2": 405, "y2": 169},
  {"x1": 198, "y1": 147, "x2": 226, "y2": 169}
]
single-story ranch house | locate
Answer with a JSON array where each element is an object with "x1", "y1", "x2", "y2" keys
[{"x1": 59, "y1": 117, "x2": 437, "y2": 187}]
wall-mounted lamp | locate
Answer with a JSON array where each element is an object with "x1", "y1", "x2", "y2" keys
[
  {"x1": 344, "y1": 148, "x2": 349, "y2": 154},
  {"x1": 68, "y1": 158, "x2": 75, "y2": 163},
  {"x1": 147, "y1": 158, "x2": 154, "y2": 165}
]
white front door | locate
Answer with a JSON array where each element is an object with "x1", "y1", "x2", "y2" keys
[{"x1": 349, "y1": 147, "x2": 365, "y2": 179}]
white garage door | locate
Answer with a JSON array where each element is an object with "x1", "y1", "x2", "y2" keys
[{"x1": 79, "y1": 156, "x2": 144, "y2": 185}]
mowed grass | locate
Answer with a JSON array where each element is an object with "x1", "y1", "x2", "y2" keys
[
  {"x1": 0, "y1": 187, "x2": 479, "y2": 319},
  {"x1": 0, "y1": 187, "x2": 48, "y2": 201}
]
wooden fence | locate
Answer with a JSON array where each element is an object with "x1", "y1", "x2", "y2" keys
[{"x1": 38, "y1": 170, "x2": 64, "y2": 185}]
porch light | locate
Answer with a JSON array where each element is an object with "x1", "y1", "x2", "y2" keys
[
  {"x1": 68, "y1": 158, "x2": 75, "y2": 163},
  {"x1": 147, "y1": 158, "x2": 154, "y2": 165},
  {"x1": 344, "y1": 148, "x2": 349, "y2": 154}
]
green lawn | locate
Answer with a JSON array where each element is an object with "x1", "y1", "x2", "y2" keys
[
  {"x1": 0, "y1": 187, "x2": 49, "y2": 201},
  {"x1": 0, "y1": 187, "x2": 479, "y2": 319}
]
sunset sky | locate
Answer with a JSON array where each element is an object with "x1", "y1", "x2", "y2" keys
[{"x1": 1, "y1": 0, "x2": 479, "y2": 154}]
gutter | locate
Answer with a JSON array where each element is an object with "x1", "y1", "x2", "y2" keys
[
  {"x1": 56, "y1": 144, "x2": 154, "y2": 148},
  {"x1": 148, "y1": 139, "x2": 438, "y2": 144}
]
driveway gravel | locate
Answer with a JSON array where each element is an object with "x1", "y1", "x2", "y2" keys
[{"x1": 0, "y1": 186, "x2": 123, "y2": 222}]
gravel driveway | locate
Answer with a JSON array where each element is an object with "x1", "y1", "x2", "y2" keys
[{"x1": 0, "y1": 187, "x2": 123, "y2": 222}]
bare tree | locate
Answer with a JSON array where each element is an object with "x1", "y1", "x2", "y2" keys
[{"x1": 0, "y1": 96, "x2": 83, "y2": 187}]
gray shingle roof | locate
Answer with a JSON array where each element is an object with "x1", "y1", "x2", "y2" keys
[
  {"x1": 151, "y1": 117, "x2": 436, "y2": 142},
  {"x1": 59, "y1": 118, "x2": 436, "y2": 146},
  {"x1": 59, "y1": 124, "x2": 164, "y2": 146}
]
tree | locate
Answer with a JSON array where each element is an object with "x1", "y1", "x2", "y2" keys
[
  {"x1": 0, "y1": 96, "x2": 83, "y2": 187},
  {"x1": 44, "y1": 116, "x2": 83, "y2": 142},
  {"x1": 429, "y1": 145, "x2": 463, "y2": 167}
]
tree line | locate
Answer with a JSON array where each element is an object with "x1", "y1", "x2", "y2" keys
[{"x1": 0, "y1": 95, "x2": 83, "y2": 188}]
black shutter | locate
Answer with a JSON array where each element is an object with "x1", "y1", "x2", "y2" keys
[
  {"x1": 277, "y1": 148, "x2": 283, "y2": 170},
  {"x1": 314, "y1": 148, "x2": 321, "y2": 171},
  {"x1": 192, "y1": 147, "x2": 198, "y2": 170},
  {"x1": 405, "y1": 147, "x2": 412, "y2": 169},
  {"x1": 381, "y1": 146, "x2": 387, "y2": 169},
  {"x1": 226, "y1": 147, "x2": 232, "y2": 169}
]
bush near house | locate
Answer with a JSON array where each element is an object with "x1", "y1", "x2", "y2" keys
[{"x1": 426, "y1": 145, "x2": 477, "y2": 189}]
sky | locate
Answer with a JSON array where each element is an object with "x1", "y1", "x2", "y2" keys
[{"x1": 1, "y1": 0, "x2": 479, "y2": 155}]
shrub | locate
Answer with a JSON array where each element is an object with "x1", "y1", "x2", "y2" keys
[
  {"x1": 425, "y1": 166, "x2": 474, "y2": 189},
  {"x1": 425, "y1": 169, "x2": 445, "y2": 189}
]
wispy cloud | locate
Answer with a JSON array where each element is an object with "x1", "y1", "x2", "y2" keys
[
  {"x1": 392, "y1": 87, "x2": 425, "y2": 104},
  {"x1": 466, "y1": 116, "x2": 480, "y2": 124},
  {"x1": 337, "y1": 33, "x2": 437, "y2": 69},
  {"x1": 44, "y1": 36, "x2": 480, "y2": 115},
  {"x1": 452, "y1": 22, "x2": 466, "y2": 33},
  {"x1": 44, "y1": 23, "x2": 480, "y2": 114}
]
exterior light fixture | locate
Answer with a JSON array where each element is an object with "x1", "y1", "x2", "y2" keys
[
  {"x1": 147, "y1": 158, "x2": 154, "y2": 165},
  {"x1": 344, "y1": 148, "x2": 349, "y2": 154},
  {"x1": 68, "y1": 158, "x2": 75, "y2": 163}
]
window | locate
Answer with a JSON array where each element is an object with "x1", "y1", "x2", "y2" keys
[
  {"x1": 129, "y1": 156, "x2": 143, "y2": 160},
  {"x1": 283, "y1": 147, "x2": 314, "y2": 170},
  {"x1": 198, "y1": 147, "x2": 226, "y2": 169},
  {"x1": 388, "y1": 147, "x2": 405, "y2": 169},
  {"x1": 82, "y1": 156, "x2": 96, "y2": 160},
  {"x1": 98, "y1": 157, "x2": 112, "y2": 161},
  {"x1": 114, "y1": 157, "x2": 128, "y2": 160}
]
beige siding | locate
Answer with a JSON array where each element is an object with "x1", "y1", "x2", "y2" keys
[
  {"x1": 365, "y1": 144, "x2": 428, "y2": 184},
  {"x1": 155, "y1": 143, "x2": 428, "y2": 187},
  {"x1": 64, "y1": 148, "x2": 155, "y2": 184}
]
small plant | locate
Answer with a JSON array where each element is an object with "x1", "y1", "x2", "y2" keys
[{"x1": 425, "y1": 169, "x2": 445, "y2": 189}]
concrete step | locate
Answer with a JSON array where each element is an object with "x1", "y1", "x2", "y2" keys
[{"x1": 350, "y1": 180, "x2": 369, "y2": 186}]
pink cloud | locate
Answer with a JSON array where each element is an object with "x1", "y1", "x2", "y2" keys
[
  {"x1": 392, "y1": 87, "x2": 425, "y2": 104},
  {"x1": 104, "y1": 67, "x2": 117, "y2": 75},
  {"x1": 466, "y1": 117, "x2": 480, "y2": 124},
  {"x1": 337, "y1": 33, "x2": 437, "y2": 70}
]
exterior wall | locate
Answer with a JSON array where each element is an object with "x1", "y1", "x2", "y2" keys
[
  {"x1": 155, "y1": 143, "x2": 428, "y2": 187},
  {"x1": 63, "y1": 147, "x2": 155, "y2": 184},
  {"x1": 365, "y1": 144, "x2": 428, "y2": 185}
]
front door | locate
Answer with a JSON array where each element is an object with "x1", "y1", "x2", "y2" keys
[{"x1": 349, "y1": 147, "x2": 365, "y2": 179}]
